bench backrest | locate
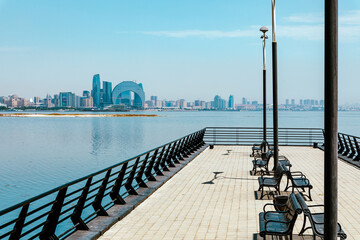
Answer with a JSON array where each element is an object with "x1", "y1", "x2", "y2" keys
[
  {"x1": 274, "y1": 163, "x2": 285, "y2": 180},
  {"x1": 284, "y1": 193, "x2": 303, "y2": 231},
  {"x1": 264, "y1": 150, "x2": 273, "y2": 161},
  {"x1": 295, "y1": 193, "x2": 310, "y2": 213}
]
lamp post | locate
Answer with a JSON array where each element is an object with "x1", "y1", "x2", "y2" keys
[
  {"x1": 324, "y1": 0, "x2": 338, "y2": 238},
  {"x1": 271, "y1": 0, "x2": 279, "y2": 168},
  {"x1": 260, "y1": 26, "x2": 268, "y2": 146}
]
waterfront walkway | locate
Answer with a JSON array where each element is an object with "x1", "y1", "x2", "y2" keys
[{"x1": 98, "y1": 146, "x2": 360, "y2": 239}]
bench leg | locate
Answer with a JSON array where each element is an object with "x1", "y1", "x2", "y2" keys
[
  {"x1": 299, "y1": 216, "x2": 308, "y2": 236},
  {"x1": 308, "y1": 188, "x2": 312, "y2": 201}
]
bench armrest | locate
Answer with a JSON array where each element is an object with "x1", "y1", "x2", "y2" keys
[
  {"x1": 263, "y1": 203, "x2": 287, "y2": 212},
  {"x1": 290, "y1": 171, "x2": 308, "y2": 179},
  {"x1": 308, "y1": 204, "x2": 324, "y2": 208},
  {"x1": 264, "y1": 210, "x2": 289, "y2": 218},
  {"x1": 265, "y1": 219, "x2": 291, "y2": 228}
]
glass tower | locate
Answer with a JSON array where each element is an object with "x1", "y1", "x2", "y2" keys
[
  {"x1": 228, "y1": 95, "x2": 234, "y2": 109},
  {"x1": 102, "y1": 81, "x2": 112, "y2": 106},
  {"x1": 92, "y1": 74, "x2": 101, "y2": 108}
]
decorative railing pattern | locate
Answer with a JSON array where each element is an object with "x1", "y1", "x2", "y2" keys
[
  {"x1": 0, "y1": 129, "x2": 206, "y2": 240},
  {"x1": 204, "y1": 127, "x2": 324, "y2": 146},
  {"x1": 338, "y1": 132, "x2": 360, "y2": 161}
]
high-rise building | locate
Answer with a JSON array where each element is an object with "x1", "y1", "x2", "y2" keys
[
  {"x1": 133, "y1": 83, "x2": 143, "y2": 107},
  {"x1": 92, "y1": 74, "x2": 101, "y2": 108},
  {"x1": 291, "y1": 99, "x2": 295, "y2": 105},
  {"x1": 300, "y1": 99, "x2": 303, "y2": 105},
  {"x1": 228, "y1": 95, "x2": 234, "y2": 109},
  {"x1": 285, "y1": 99, "x2": 289, "y2": 105},
  {"x1": 59, "y1": 92, "x2": 75, "y2": 108},
  {"x1": 214, "y1": 95, "x2": 226, "y2": 110},
  {"x1": 320, "y1": 100, "x2": 324, "y2": 106},
  {"x1": 102, "y1": 81, "x2": 112, "y2": 106},
  {"x1": 83, "y1": 91, "x2": 90, "y2": 98},
  {"x1": 242, "y1": 97, "x2": 247, "y2": 105}
]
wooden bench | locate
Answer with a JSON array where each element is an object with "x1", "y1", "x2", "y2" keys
[
  {"x1": 259, "y1": 193, "x2": 302, "y2": 239},
  {"x1": 296, "y1": 193, "x2": 347, "y2": 239}
]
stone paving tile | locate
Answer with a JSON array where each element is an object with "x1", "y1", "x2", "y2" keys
[{"x1": 98, "y1": 146, "x2": 360, "y2": 240}]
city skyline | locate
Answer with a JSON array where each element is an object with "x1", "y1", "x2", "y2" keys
[{"x1": 0, "y1": 1, "x2": 360, "y2": 104}]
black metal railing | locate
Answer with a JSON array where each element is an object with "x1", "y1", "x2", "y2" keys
[
  {"x1": 0, "y1": 129, "x2": 206, "y2": 240},
  {"x1": 204, "y1": 127, "x2": 324, "y2": 146},
  {"x1": 337, "y1": 132, "x2": 360, "y2": 161}
]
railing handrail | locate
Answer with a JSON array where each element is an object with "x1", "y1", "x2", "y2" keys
[{"x1": 204, "y1": 127, "x2": 324, "y2": 146}]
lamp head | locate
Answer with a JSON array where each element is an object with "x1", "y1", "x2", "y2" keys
[{"x1": 260, "y1": 26, "x2": 268, "y2": 34}]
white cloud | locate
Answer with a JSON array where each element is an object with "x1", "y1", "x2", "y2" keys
[
  {"x1": 339, "y1": 10, "x2": 360, "y2": 25},
  {"x1": 140, "y1": 11, "x2": 360, "y2": 42},
  {"x1": 284, "y1": 13, "x2": 323, "y2": 24},
  {"x1": 142, "y1": 28, "x2": 259, "y2": 38}
]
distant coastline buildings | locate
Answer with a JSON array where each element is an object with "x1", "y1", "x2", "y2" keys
[{"x1": 0, "y1": 74, "x2": 337, "y2": 111}]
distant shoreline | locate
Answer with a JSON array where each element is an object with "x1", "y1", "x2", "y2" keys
[{"x1": 0, "y1": 113, "x2": 158, "y2": 118}]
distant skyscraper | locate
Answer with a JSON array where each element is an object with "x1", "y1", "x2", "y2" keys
[
  {"x1": 214, "y1": 95, "x2": 226, "y2": 110},
  {"x1": 103, "y1": 81, "x2": 112, "y2": 106},
  {"x1": 92, "y1": 74, "x2": 101, "y2": 108},
  {"x1": 286, "y1": 99, "x2": 289, "y2": 105},
  {"x1": 151, "y1": 96, "x2": 158, "y2": 102},
  {"x1": 291, "y1": 99, "x2": 295, "y2": 105},
  {"x1": 59, "y1": 92, "x2": 75, "y2": 108},
  {"x1": 228, "y1": 95, "x2": 234, "y2": 109},
  {"x1": 214, "y1": 95, "x2": 221, "y2": 109},
  {"x1": 133, "y1": 83, "x2": 143, "y2": 107},
  {"x1": 242, "y1": 97, "x2": 247, "y2": 105},
  {"x1": 300, "y1": 99, "x2": 303, "y2": 105},
  {"x1": 320, "y1": 100, "x2": 324, "y2": 106},
  {"x1": 83, "y1": 91, "x2": 90, "y2": 98}
]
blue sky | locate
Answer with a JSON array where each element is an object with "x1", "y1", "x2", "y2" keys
[{"x1": 0, "y1": 0, "x2": 360, "y2": 104}]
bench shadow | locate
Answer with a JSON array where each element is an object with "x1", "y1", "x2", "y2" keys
[{"x1": 202, "y1": 172, "x2": 257, "y2": 184}]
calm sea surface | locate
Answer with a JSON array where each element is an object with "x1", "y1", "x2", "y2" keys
[{"x1": 1, "y1": 110, "x2": 360, "y2": 209}]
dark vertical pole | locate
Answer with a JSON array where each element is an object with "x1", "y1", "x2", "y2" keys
[
  {"x1": 324, "y1": 0, "x2": 338, "y2": 238},
  {"x1": 263, "y1": 69, "x2": 267, "y2": 142},
  {"x1": 271, "y1": 0, "x2": 279, "y2": 168}
]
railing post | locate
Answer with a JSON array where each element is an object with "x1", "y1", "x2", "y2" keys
[
  {"x1": 71, "y1": 177, "x2": 92, "y2": 230},
  {"x1": 9, "y1": 204, "x2": 29, "y2": 240},
  {"x1": 160, "y1": 145, "x2": 171, "y2": 171},
  {"x1": 214, "y1": 128, "x2": 216, "y2": 145},
  {"x1": 164, "y1": 143, "x2": 176, "y2": 168},
  {"x1": 348, "y1": 136, "x2": 356, "y2": 158},
  {"x1": 338, "y1": 133, "x2": 344, "y2": 154},
  {"x1": 125, "y1": 158, "x2": 140, "y2": 195},
  {"x1": 154, "y1": 147, "x2": 165, "y2": 176},
  {"x1": 135, "y1": 154, "x2": 149, "y2": 188},
  {"x1": 39, "y1": 187, "x2": 67, "y2": 240},
  {"x1": 145, "y1": 149, "x2": 158, "y2": 181},
  {"x1": 354, "y1": 137, "x2": 360, "y2": 161},
  {"x1": 92, "y1": 170, "x2": 111, "y2": 216},
  {"x1": 343, "y1": 134, "x2": 350, "y2": 156},
  {"x1": 176, "y1": 138, "x2": 185, "y2": 160},
  {"x1": 170, "y1": 140, "x2": 181, "y2": 164},
  {"x1": 110, "y1": 163, "x2": 127, "y2": 204}
]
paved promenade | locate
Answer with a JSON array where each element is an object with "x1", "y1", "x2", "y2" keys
[{"x1": 98, "y1": 146, "x2": 360, "y2": 239}]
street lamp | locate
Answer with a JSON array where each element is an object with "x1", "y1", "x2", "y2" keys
[
  {"x1": 271, "y1": 0, "x2": 279, "y2": 169},
  {"x1": 260, "y1": 26, "x2": 268, "y2": 146}
]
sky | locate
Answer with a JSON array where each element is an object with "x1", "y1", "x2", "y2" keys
[{"x1": 0, "y1": 0, "x2": 360, "y2": 104}]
